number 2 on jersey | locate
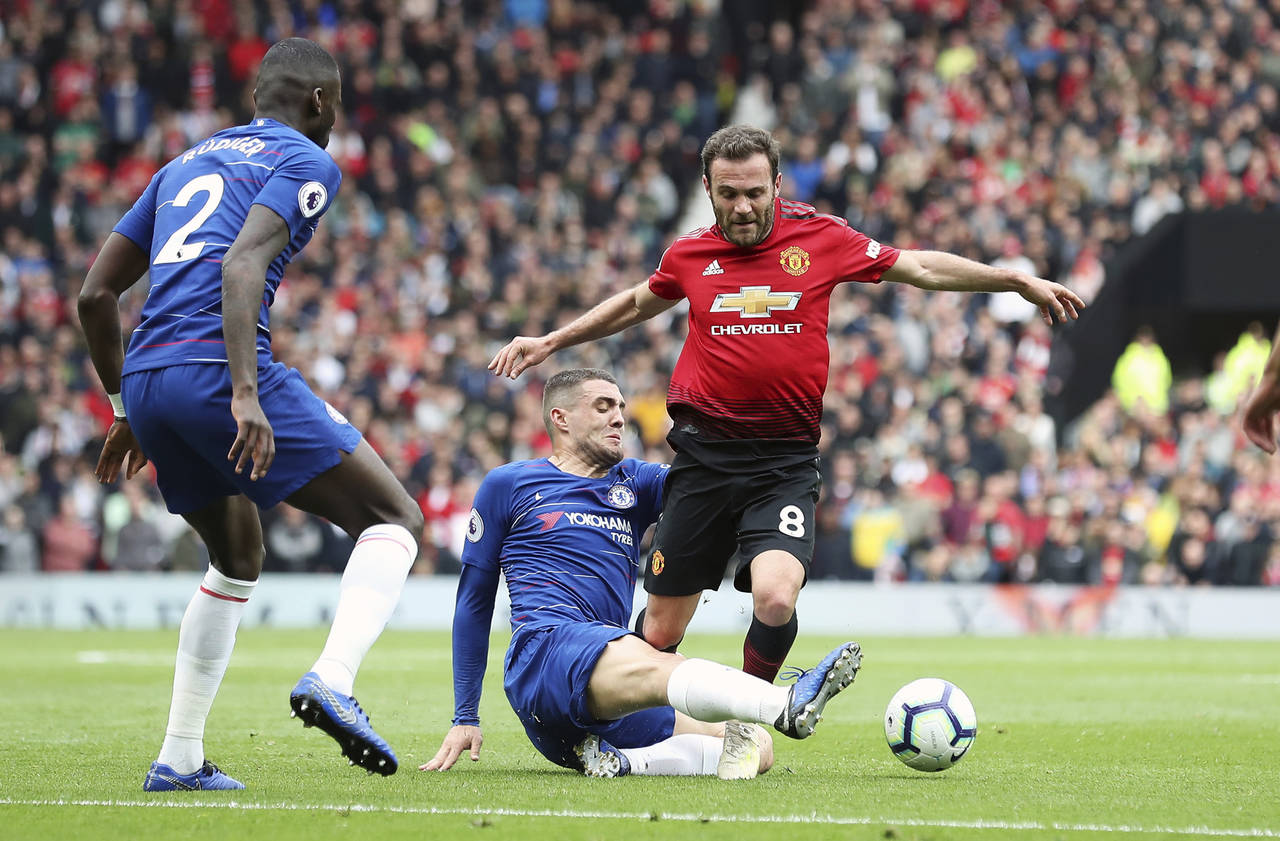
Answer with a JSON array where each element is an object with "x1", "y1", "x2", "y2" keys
[{"x1": 153, "y1": 173, "x2": 225, "y2": 265}]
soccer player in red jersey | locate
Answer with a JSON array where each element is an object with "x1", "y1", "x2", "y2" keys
[{"x1": 490, "y1": 125, "x2": 1084, "y2": 682}]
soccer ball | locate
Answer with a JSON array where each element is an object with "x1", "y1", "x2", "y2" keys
[{"x1": 884, "y1": 677, "x2": 977, "y2": 772}]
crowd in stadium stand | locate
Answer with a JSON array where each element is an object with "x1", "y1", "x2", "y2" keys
[{"x1": 2, "y1": 0, "x2": 1280, "y2": 587}]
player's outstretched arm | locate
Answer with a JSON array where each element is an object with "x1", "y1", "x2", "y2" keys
[
  {"x1": 422, "y1": 564, "x2": 501, "y2": 771},
  {"x1": 883, "y1": 250, "x2": 1085, "y2": 325},
  {"x1": 488, "y1": 280, "x2": 678, "y2": 379},
  {"x1": 78, "y1": 232, "x2": 152, "y2": 483},
  {"x1": 421, "y1": 724, "x2": 484, "y2": 771},
  {"x1": 1242, "y1": 329, "x2": 1280, "y2": 453},
  {"x1": 221, "y1": 205, "x2": 291, "y2": 481}
]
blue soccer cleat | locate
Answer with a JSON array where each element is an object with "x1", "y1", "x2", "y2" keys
[
  {"x1": 143, "y1": 760, "x2": 244, "y2": 791},
  {"x1": 289, "y1": 671, "x2": 398, "y2": 776},
  {"x1": 573, "y1": 733, "x2": 631, "y2": 778},
  {"x1": 774, "y1": 641, "x2": 862, "y2": 740}
]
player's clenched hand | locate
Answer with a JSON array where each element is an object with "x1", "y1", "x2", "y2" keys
[
  {"x1": 420, "y1": 724, "x2": 483, "y2": 771},
  {"x1": 489, "y1": 336, "x2": 552, "y2": 380},
  {"x1": 1017, "y1": 277, "x2": 1085, "y2": 325},
  {"x1": 94, "y1": 420, "x2": 149, "y2": 484},
  {"x1": 1242, "y1": 375, "x2": 1280, "y2": 454},
  {"x1": 227, "y1": 393, "x2": 275, "y2": 481}
]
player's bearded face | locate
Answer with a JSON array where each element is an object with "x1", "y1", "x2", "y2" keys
[{"x1": 707, "y1": 155, "x2": 779, "y2": 248}]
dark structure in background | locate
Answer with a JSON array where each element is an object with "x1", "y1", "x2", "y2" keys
[{"x1": 1046, "y1": 210, "x2": 1280, "y2": 429}]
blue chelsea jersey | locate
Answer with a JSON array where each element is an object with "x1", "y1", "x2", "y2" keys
[
  {"x1": 113, "y1": 118, "x2": 342, "y2": 374},
  {"x1": 462, "y1": 458, "x2": 670, "y2": 631}
]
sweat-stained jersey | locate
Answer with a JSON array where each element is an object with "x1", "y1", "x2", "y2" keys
[
  {"x1": 113, "y1": 118, "x2": 341, "y2": 375},
  {"x1": 648, "y1": 197, "x2": 901, "y2": 443}
]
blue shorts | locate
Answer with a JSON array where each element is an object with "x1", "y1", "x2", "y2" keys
[
  {"x1": 121, "y1": 362, "x2": 362, "y2": 515},
  {"x1": 503, "y1": 622, "x2": 676, "y2": 769}
]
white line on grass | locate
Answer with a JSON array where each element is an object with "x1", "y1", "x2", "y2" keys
[
  {"x1": 72, "y1": 650, "x2": 448, "y2": 668},
  {"x1": 1, "y1": 799, "x2": 1276, "y2": 837}
]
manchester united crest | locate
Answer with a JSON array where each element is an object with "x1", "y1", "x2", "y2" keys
[
  {"x1": 779, "y1": 245, "x2": 811, "y2": 276},
  {"x1": 651, "y1": 550, "x2": 665, "y2": 575}
]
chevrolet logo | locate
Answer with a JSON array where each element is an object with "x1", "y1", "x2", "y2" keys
[{"x1": 709, "y1": 286, "x2": 802, "y2": 318}]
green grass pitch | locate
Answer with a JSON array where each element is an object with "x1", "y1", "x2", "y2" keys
[{"x1": 2, "y1": 628, "x2": 1277, "y2": 840}]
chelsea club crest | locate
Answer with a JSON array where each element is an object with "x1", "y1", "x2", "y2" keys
[{"x1": 606, "y1": 484, "x2": 636, "y2": 510}]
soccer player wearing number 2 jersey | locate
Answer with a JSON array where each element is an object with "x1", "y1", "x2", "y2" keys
[
  {"x1": 490, "y1": 125, "x2": 1085, "y2": 685},
  {"x1": 78, "y1": 39, "x2": 424, "y2": 790}
]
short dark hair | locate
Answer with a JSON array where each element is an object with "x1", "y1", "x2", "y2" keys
[
  {"x1": 701, "y1": 125, "x2": 781, "y2": 183},
  {"x1": 543, "y1": 368, "x2": 617, "y2": 437},
  {"x1": 255, "y1": 38, "x2": 339, "y2": 103}
]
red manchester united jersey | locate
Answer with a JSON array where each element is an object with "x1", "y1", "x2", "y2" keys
[{"x1": 648, "y1": 197, "x2": 900, "y2": 443}]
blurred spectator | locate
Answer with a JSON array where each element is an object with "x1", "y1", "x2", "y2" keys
[
  {"x1": 1215, "y1": 322, "x2": 1270, "y2": 412},
  {"x1": 100, "y1": 482, "x2": 169, "y2": 572},
  {"x1": 416, "y1": 520, "x2": 462, "y2": 576},
  {"x1": 1219, "y1": 513, "x2": 1270, "y2": 586},
  {"x1": 264, "y1": 505, "x2": 332, "y2": 574},
  {"x1": 783, "y1": 133, "x2": 824, "y2": 203},
  {"x1": 1170, "y1": 535, "x2": 1215, "y2": 586},
  {"x1": 0, "y1": 505, "x2": 39, "y2": 573},
  {"x1": 850, "y1": 488, "x2": 904, "y2": 580},
  {"x1": 1038, "y1": 510, "x2": 1087, "y2": 584},
  {"x1": 101, "y1": 62, "x2": 151, "y2": 161},
  {"x1": 967, "y1": 412, "x2": 1009, "y2": 478},
  {"x1": 978, "y1": 472, "x2": 1026, "y2": 583},
  {"x1": 1112, "y1": 326, "x2": 1172, "y2": 416},
  {"x1": 949, "y1": 538, "x2": 993, "y2": 583},
  {"x1": 41, "y1": 493, "x2": 97, "y2": 572},
  {"x1": 1132, "y1": 177, "x2": 1185, "y2": 236},
  {"x1": 940, "y1": 469, "x2": 981, "y2": 545},
  {"x1": 908, "y1": 543, "x2": 957, "y2": 583},
  {"x1": 811, "y1": 502, "x2": 854, "y2": 581},
  {"x1": 0, "y1": 451, "x2": 22, "y2": 509},
  {"x1": 1084, "y1": 520, "x2": 1144, "y2": 587}
]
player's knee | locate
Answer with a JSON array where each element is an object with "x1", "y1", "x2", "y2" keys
[
  {"x1": 366, "y1": 495, "x2": 424, "y2": 545},
  {"x1": 394, "y1": 504, "x2": 425, "y2": 545},
  {"x1": 212, "y1": 544, "x2": 264, "y2": 582},
  {"x1": 641, "y1": 618, "x2": 684, "y2": 652},
  {"x1": 752, "y1": 590, "x2": 797, "y2": 627}
]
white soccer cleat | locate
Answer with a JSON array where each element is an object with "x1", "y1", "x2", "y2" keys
[
  {"x1": 573, "y1": 734, "x2": 631, "y2": 778},
  {"x1": 716, "y1": 720, "x2": 762, "y2": 780}
]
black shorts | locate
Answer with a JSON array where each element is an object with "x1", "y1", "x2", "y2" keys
[{"x1": 644, "y1": 427, "x2": 820, "y2": 596}]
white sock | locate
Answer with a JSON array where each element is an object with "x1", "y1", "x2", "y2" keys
[
  {"x1": 621, "y1": 734, "x2": 723, "y2": 776},
  {"x1": 156, "y1": 566, "x2": 256, "y2": 775},
  {"x1": 666, "y1": 658, "x2": 790, "y2": 726},
  {"x1": 310, "y1": 524, "x2": 416, "y2": 696}
]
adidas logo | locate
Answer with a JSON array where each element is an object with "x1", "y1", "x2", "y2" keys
[{"x1": 702, "y1": 259, "x2": 725, "y2": 276}]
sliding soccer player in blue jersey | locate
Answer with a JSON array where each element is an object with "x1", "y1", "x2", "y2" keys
[
  {"x1": 77, "y1": 39, "x2": 423, "y2": 790},
  {"x1": 423, "y1": 369, "x2": 861, "y2": 779}
]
